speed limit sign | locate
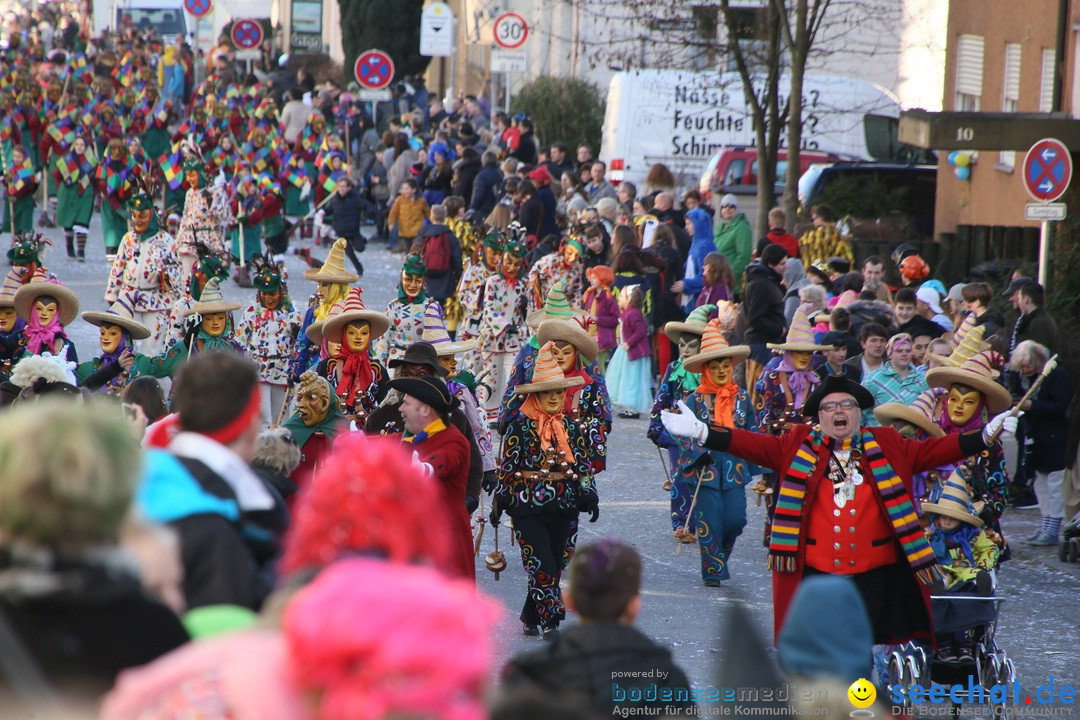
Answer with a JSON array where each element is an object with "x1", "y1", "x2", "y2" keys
[{"x1": 492, "y1": 11, "x2": 528, "y2": 50}]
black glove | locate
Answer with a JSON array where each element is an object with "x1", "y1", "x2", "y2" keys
[
  {"x1": 464, "y1": 495, "x2": 478, "y2": 513},
  {"x1": 481, "y1": 470, "x2": 497, "y2": 494},
  {"x1": 579, "y1": 491, "x2": 599, "y2": 523},
  {"x1": 182, "y1": 318, "x2": 200, "y2": 347},
  {"x1": 588, "y1": 505, "x2": 600, "y2": 523},
  {"x1": 489, "y1": 501, "x2": 502, "y2": 527}
]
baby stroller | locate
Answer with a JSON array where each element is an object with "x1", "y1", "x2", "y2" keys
[
  {"x1": 1058, "y1": 511, "x2": 1080, "y2": 563},
  {"x1": 887, "y1": 588, "x2": 1016, "y2": 718}
]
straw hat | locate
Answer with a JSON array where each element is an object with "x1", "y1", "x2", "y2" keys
[
  {"x1": 663, "y1": 303, "x2": 716, "y2": 343},
  {"x1": 13, "y1": 275, "x2": 80, "y2": 326},
  {"x1": 926, "y1": 322, "x2": 987, "y2": 367},
  {"x1": 515, "y1": 341, "x2": 587, "y2": 394},
  {"x1": 921, "y1": 467, "x2": 983, "y2": 527},
  {"x1": 184, "y1": 277, "x2": 242, "y2": 316},
  {"x1": 682, "y1": 318, "x2": 750, "y2": 372},
  {"x1": 874, "y1": 388, "x2": 945, "y2": 438},
  {"x1": 305, "y1": 299, "x2": 346, "y2": 345},
  {"x1": 767, "y1": 303, "x2": 827, "y2": 352},
  {"x1": 526, "y1": 280, "x2": 587, "y2": 328},
  {"x1": 81, "y1": 291, "x2": 151, "y2": 340},
  {"x1": 321, "y1": 287, "x2": 390, "y2": 344},
  {"x1": 304, "y1": 238, "x2": 360, "y2": 284},
  {"x1": 925, "y1": 349, "x2": 1012, "y2": 414},
  {"x1": 0, "y1": 269, "x2": 24, "y2": 308},
  {"x1": 421, "y1": 303, "x2": 475, "y2": 355},
  {"x1": 537, "y1": 317, "x2": 599, "y2": 364}
]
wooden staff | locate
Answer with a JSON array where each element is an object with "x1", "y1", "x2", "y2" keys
[
  {"x1": 988, "y1": 354, "x2": 1058, "y2": 443},
  {"x1": 281, "y1": 186, "x2": 336, "y2": 240},
  {"x1": 675, "y1": 468, "x2": 705, "y2": 556},
  {"x1": 473, "y1": 494, "x2": 486, "y2": 557},
  {"x1": 273, "y1": 383, "x2": 296, "y2": 427},
  {"x1": 657, "y1": 445, "x2": 673, "y2": 492}
]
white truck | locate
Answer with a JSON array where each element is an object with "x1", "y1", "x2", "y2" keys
[
  {"x1": 600, "y1": 69, "x2": 903, "y2": 190},
  {"x1": 93, "y1": 0, "x2": 188, "y2": 43}
]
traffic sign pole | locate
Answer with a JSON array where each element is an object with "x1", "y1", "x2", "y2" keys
[{"x1": 1022, "y1": 138, "x2": 1072, "y2": 287}]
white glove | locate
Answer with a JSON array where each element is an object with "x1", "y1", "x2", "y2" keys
[
  {"x1": 983, "y1": 410, "x2": 1021, "y2": 444},
  {"x1": 300, "y1": 180, "x2": 311, "y2": 201},
  {"x1": 411, "y1": 450, "x2": 434, "y2": 478},
  {"x1": 214, "y1": 171, "x2": 226, "y2": 189},
  {"x1": 660, "y1": 400, "x2": 708, "y2": 443}
]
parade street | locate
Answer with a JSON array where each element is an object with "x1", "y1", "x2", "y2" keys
[{"x1": 50, "y1": 217, "x2": 1080, "y2": 712}]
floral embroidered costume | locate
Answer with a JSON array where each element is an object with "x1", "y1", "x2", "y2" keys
[
  {"x1": 175, "y1": 158, "x2": 230, "y2": 257},
  {"x1": 455, "y1": 228, "x2": 503, "y2": 368},
  {"x1": 164, "y1": 243, "x2": 231, "y2": 347},
  {"x1": 105, "y1": 191, "x2": 183, "y2": 355},
  {"x1": 650, "y1": 304, "x2": 717, "y2": 534},
  {"x1": 525, "y1": 236, "x2": 584, "y2": 320},
  {"x1": 490, "y1": 342, "x2": 599, "y2": 636},
  {"x1": 476, "y1": 237, "x2": 529, "y2": 418},
  {"x1": 677, "y1": 319, "x2": 755, "y2": 584},
  {"x1": 375, "y1": 254, "x2": 433, "y2": 365},
  {"x1": 236, "y1": 261, "x2": 304, "y2": 423}
]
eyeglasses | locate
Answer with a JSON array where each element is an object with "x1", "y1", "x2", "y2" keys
[
  {"x1": 720, "y1": 204, "x2": 736, "y2": 210},
  {"x1": 819, "y1": 399, "x2": 859, "y2": 412}
]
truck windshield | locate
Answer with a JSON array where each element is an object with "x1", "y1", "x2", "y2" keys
[{"x1": 116, "y1": 8, "x2": 186, "y2": 36}]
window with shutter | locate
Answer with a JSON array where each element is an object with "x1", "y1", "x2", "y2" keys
[
  {"x1": 1040, "y1": 48, "x2": 1055, "y2": 112},
  {"x1": 999, "y1": 43, "x2": 1021, "y2": 169},
  {"x1": 955, "y1": 34, "x2": 984, "y2": 111}
]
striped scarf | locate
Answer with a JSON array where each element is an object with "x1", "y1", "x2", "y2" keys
[{"x1": 769, "y1": 428, "x2": 945, "y2": 586}]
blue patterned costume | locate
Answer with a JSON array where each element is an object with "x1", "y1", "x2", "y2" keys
[{"x1": 648, "y1": 358, "x2": 701, "y2": 532}]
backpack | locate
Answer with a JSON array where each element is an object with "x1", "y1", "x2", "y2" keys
[{"x1": 421, "y1": 230, "x2": 452, "y2": 276}]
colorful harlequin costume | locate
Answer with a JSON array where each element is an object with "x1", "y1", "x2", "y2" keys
[
  {"x1": 375, "y1": 255, "x2": 432, "y2": 365},
  {"x1": 95, "y1": 140, "x2": 141, "y2": 254},
  {"x1": 649, "y1": 304, "x2": 717, "y2": 534},
  {"x1": 476, "y1": 238, "x2": 529, "y2": 417},
  {"x1": 316, "y1": 287, "x2": 390, "y2": 421},
  {"x1": 229, "y1": 175, "x2": 264, "y2": 265},
  {"x1": 2, "y1": 149, "x2": 37, "y2": 235},
  {"x1": 236, "y1": 261, "x2": 303, "y2": 423},
  {"x1": 676, "y1": 319, "x2": 755, "y2": 584},
  {"x1": 490, "y1": 341, "x2": 599, "y2": 634},
  {"x1": 105, "y1": 192, "x2": 183, "y2": 355},
  {"x1": 52, "y1": 134, "x2": 97, "y2": 260}
]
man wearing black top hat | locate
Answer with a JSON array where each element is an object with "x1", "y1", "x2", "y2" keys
[
  {"x1": 365, "y1": 341, "x2": 482, "y2": 511},
  {"x1": 662, "y1": 374, "x2": 1019, "y2": 646}
]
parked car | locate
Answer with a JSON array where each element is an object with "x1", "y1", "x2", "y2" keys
[
  {"x1": 698, "y1": 148, "x2": 842, "y2": 204},
  {"x1": 798, "y1": 161, "x2": 938, "y2": 237}
]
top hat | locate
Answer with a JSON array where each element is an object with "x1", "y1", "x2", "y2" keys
[
  {"x1": 515, "y1": 341, "x2": 587, "y2": 394},
  {"x1": 81, "y1": 291, "x2": 151, "y2": 340},
  {"x1": 767, "y1": 303, "x2": 827, "y2": 352},
  {"x1": 387, "y1": 375, "x2": 454, "y2": 415},
  {"x1": 682, "y1": 318, "x2": 751, "y2": 372},
  {"x1": 802, "y1": 374, "x2": 875, "y2": 418},
  {"x1": 389, "y1": 340, "x2": 449, "y2": 377}
]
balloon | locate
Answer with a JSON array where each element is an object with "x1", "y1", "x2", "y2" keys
[
  {"x1": 967, "y1": 152, "x2": 977, "y2": 165},
  {"x1": 956, "y1": 166, "x2": 971, "y2": 180},
  {"x1": 955, "y1": 153, "x2": 970, "y2": 168},
  {"x1": 948, "y1": 151, "x2": 959, "y2": 167}
]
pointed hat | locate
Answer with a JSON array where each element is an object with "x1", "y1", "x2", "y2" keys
[
  {"x1": 515, "y1": 341, "x2": 587, "y2": 394},
  {"x1": 421, "y1": 302, "x2": 476, "y2": 355},
  {"x1": 321, "y1": 287, "x2": 390, "y2": 343},
  {"x1": 683, "y1": 317, "x2": 751, "y2": 372},
  {"x1": 184, "y1": 277, "x2": 242, "y2": 316},
  {"x1": 81, "y1": 291, "x2": 152, "y2": 339},
  {"x1": 664, "y1": 303, "x2": 717, "y2": 342},
  {"x1": 526, "y1": 279, "x2": 587, "y2": 328},
  {"x1": 874, "y1": 387, "x2": 946, "y2": 438},
  {"x1": 304, "y1": 237, "x2": 360, "y2": 284},
  {"x1": 767, "y1": 303, "x2": 827, "y2": 352}
]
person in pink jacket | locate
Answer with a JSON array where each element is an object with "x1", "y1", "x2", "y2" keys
[
  {"x1": 583, "y1": 264, "x2": 619, "y2": 372},
  {"x1": 606, "y1": 285, "x2": 653, "y2": 418}
]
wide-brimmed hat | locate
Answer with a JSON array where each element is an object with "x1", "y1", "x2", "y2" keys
[
  {"x1": 926, "y1": 322, "x2": 987, "y2": 367},
  {"x1": 387, "y1": 375, "x2": 454, "y2": 415},
  {"x1": 184, "y1": 277, "x2": 242, "y2": 316},
  {"x1": 663, "y1": 303, "x2": 716, "y2": 343},
  {"x1": 921, "y1": 467, "x2": 983, "y2": 527},
  {"x1": 526, "y1": 280, "x2": 587, "y2": 328},
  {"x1": 305, "y1": 300, "x2": 346, "y2": 345},
  {"x1": 13, "y1": 275, "x2": 80, "y2": 325},
  {"x1": 767, "y1": 303, "x2": 827, "y2": 352},
  {"x1": 874, "y1": 388, "x2": 945, "y2": 438},
  {"x1": 388, "y1": 340, "x2": 449, "y2": 377},
  {"x1": 421, "y1": 303, "x2": 475, "y2": 355},
  {"x1": 515, "y1": 341, "x2": 587, "y2": 394},
  {"x1": 321, "y1": 287, "x2": 390, "y2": 343},
  {"x1": 304, "y1": 238, "x2": 360, "y2": 284},
  {"x1": 0, "y1": 269, "x2": 23, "y2": 308},
  {"x1": 536, "y1": 317, "x2": 599, "y2": 364},
  {"x1": 925, "y1": 350, "x2": 1012, "y2": 414},
  {"x1": 802, "y1": 374, "x2": 875, "y2": 418},
  {"x1": 81, "y1": 291, "x2": 151, "y2": 340},
  {"x1": 683, "y1": 317, "x2": 750, "y2": 372}
]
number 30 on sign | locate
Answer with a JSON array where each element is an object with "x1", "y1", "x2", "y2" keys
[{"x1": 493, "y1": 12, "x2": 528, "y2": 50}]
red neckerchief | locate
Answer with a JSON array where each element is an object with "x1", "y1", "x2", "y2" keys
[
  {"x1": 336, "y1": 343, "x2": 373, "y2": 407},
  {"x1": 562, "y1": 363, "x2": 592, "y2": 414}
]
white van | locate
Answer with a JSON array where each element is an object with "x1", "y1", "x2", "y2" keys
[
  {"x1": 94, "y1": 0, "x2": 188, "y2": 43},
  {"x1": 600, "y1": 70, "x2": 902, "y2": 191}
]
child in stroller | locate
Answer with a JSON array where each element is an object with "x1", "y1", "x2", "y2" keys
[{"x1": 922, "y1": 467, "x2": 1001, "y2": 662}]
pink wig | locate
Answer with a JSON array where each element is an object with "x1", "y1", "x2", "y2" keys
[
  {"x1": 285, "y1": 557, "x2": 502, "y2": 720},
  {"x1": 279, "y1": 434, "x2": 456, "y2": 575}
]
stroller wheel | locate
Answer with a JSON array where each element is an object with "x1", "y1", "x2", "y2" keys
[
  {"x1": 1068, "y1": 540, "x2": 1079, "y2": 563},
  {"x1": 1060, "y1": 541, "x2": 1071, "y2": 562}
]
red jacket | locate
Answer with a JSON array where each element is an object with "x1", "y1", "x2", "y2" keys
[
  {"x1": 764, "y1": 228, "x2": 799, "y2": 259},
  {"x1": 412, "y1": 423, "x2": 475, "y2": 581},
  {"x1": 720, "y1": 424, "x2": 975, "y2": 644}
]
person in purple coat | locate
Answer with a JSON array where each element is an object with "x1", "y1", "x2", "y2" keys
[{"x1": 606, "y1": 285, "x2": 653, "y2": 418}]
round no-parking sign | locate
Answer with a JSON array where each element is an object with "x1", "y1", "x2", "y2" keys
[{"x1": 354, "y1": 49, "x2": 395, "y2": 90}]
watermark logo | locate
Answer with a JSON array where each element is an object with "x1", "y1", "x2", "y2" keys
[{"x1": 848, "y1": 678, "x2": 876, "y2": 717}]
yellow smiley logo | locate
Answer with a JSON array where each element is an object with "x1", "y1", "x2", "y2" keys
[{"x1": 848, "y1": 678, "x2": 877, "y2": 709}]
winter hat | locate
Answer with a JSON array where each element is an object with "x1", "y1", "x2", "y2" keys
[
  {"x1": 421, "y1": 303, "x2": 476, "y2": 355},
  {"x1": 766, "y1": 303, "x2": 827, "y2": 352},
  {"x1": 915, "y1": 286, "x2": 944, "y2": 314},
  {"x1": 682, "y1": 317, "x2": 750, "y2": 372},
  {"x1": 663, "y1": 303, "x2": 717, "y2": 343},
  {"x1": 526, "y1": 279, "x2": 587, "y2": 328},
  {"x1": 777, "y1": 575, "x2": 873, "y2": 684},
  {"x1": 922, "y1": 466, "x2": 983, "y2": 527},
  {"x1": 515, "y1": 341, "x2": 587, "y2": 394},
  {"x1": 718, "y1": 193, "x2": 738, "y2": 208}
]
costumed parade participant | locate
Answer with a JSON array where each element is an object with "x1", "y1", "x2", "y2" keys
[
  {"x1": 282, "y1": 371, "x2": 347, "y2": 504},
  {"x1": 456, "y1": 226, "x2": 503, "y2": 363},
  {"x1": 421, "y1": 303, "x2": 498, "y2": 488},
  {"x1": 228, "y1": 174, "x2": 264, "y2": 286},
  {"x1": 316, "y1": 286, "x2": 390, "y2": 422},
  {"x1": 164, "y1": 242, "x2": 231, "y2": 346},
  {"x1": 2, "y1": 145, "x2": 37, "y2": 238},
  {"x1": 649, "y1": 303, "x2": 717, "y2": 536},
  {"x1": 476, "y1": 236, "x2": 529, "y2": 418},
  {"x1": 490, "y1": 341, "x2": 599, "y2": 638},
  {"x1": 13, "y1": 273, "x2": 80, "y2": 364},
  {"x1": 95, "y1": 138, "x2": 141, "y2": 257},
  {"x1": 52, "y1": 133, "x2": 97, "y2": 260},
  {"x1": 375, "y1": 254, "x2": 432, "y2": 365},
  {"x1": 175, "y1": 157, "x2": 230, "y2": 257},
  {"x1": 389, "y1": 374, "x2": 476, "y2": 581},
  {"x1": 75, "y1": 292, "x2": 173, "y2": 394},
  {"x1": 236, "y1": 260, "x2": 303, "y2": 424},
  {"x1": 175, "y1": 277, "x2": 244, "y2": 358},
  {"x1": 674, "y1": 318, "x2": 754, "y2": 586},
  {"x1": 660, "y1": 373, "x2": 1019, "y2": 644},
  {"x1": 0, "y1": 270, "x2": 27, "y2": 376},
  {"x1": 526, "y1": 233, "x2": 585, "y2": 319},
  {"x1": 6, "y1": 233, "x2": 48, "y2": 282},
  {"x1": 104, "y1": 191, "x2": 183, "y2": 355},
  {"x1": 288, "y1": 238, "x2": 357, "y2": 381}
]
